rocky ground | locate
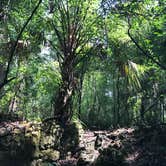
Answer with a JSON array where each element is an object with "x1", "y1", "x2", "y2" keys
[
  {"x1": 58, "y1": 125, "x2": 166, "y2": 166},
  {"x1": 0, "y1": 116, "x2": 166, "y2": 166}
]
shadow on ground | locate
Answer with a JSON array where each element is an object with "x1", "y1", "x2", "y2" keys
[
  {"x1": 1, "y1": 113, "x2": 166, "y2": 166},
  {"x1": 93, "y1": 125, "x2": 166, "y2": 166}
]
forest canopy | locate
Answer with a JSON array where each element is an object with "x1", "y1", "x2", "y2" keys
[{"x1": 0, "y1": 0, "x2": 166, "y2": 128}]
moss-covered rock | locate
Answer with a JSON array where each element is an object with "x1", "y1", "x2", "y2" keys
[
  {"x1": 39, "y1": 120, "x2": 63, "y2": 151},
  {"x1": 0, "y1": 119, "x2": 84, "y2": 166},
  {"x1": 41, "y1": 149, "x2": 60, "y2": 161}
]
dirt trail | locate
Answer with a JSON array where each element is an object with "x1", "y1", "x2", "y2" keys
[
  {"x1": 58, "y1": 128, "x2": 136, "y2": 166},
  {"x1": 78, "y1": 128, "x2": 135, "y2": 165},
  {"x1": 58, "y1": 126, "x2": 166, "y2": 166}
]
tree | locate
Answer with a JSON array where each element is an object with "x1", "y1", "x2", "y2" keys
[{"x1": 47, "y1": 0, "x2": 99, "y2": 124}]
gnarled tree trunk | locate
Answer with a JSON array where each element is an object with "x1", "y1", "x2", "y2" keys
[{"x1": 54, "y1": 54, "x2": 77, "y2": 124}]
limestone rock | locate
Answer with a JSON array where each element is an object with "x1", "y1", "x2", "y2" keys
[{"x1": 41, "y1": 149, "x2": 60, "y2": 161}]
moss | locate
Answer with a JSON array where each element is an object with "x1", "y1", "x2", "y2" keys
[
  {"x1": 59, "y1": 122, "x2": 81, "y2": 158},
  {"x1": 0, "y1": 120, "x2": 82, "y2": 165},
  {"x1": 39, "y1": 121, "x2": 62, "y2": 150},
  {"x1": 41, "y1": 149, "x2": 60, "y2": 161}
]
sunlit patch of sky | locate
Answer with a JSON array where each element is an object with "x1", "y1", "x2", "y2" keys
[
  {"x1": 105, "y1": 91, "x2": 113, "y2": 97},
  {"x1": 99, "y1": 0, "x2": 122, "y2": 16},
  {"x1": 40, "y1": 46, "x2": 50, "y2": 56},
  {"x1": 39, "y1": 45, "x2": 53, "y2": 62}
]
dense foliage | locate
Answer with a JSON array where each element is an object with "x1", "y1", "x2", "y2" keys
[{"x1": 0, "y1": 0, "x2": 166, "y2": 128}]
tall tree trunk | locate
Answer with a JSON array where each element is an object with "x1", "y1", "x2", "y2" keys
[
  {"x1": 124, "y1": 78, "x2": 129, "y2": 125},
  {"x1": 78, "y1": 74, "x2": 84, "y2": 119},
  {"x1": 140, "y1": 96, "x2": 145, "y2": 123},
  {"x1": 54, "y1": 57, "x2": 77, "y2": 124},
  {"x1": 112, "y1": 72, "x2": 116, "y2": 127},
  {"x1": 116, "y1": 72, "x2": 120, "y2": 125}
]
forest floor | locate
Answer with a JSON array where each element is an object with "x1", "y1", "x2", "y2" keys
[
  {"x1": 0, "y1": 118, "x2": 166, "y2": 166},
  {"x1": 57, "y1": 125, "x2": 166, "y2": 166}
]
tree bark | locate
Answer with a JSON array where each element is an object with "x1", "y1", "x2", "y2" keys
[{"x1": 54, "y1": 56, "x2": 77, "y2": 124}]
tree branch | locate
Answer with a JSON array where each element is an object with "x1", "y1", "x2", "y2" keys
[
  {"x1": 0, "y1": 77, "x2": 16, "y2": 89},
  {"x1": 1, "y1": 0, "x2": 42, "y2": 90},
  {"x1": 127, "y1": 16, "x2": 166, "y2": 70}
]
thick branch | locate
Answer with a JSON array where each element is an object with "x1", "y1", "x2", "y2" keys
[
  {"x1": 1, "y1": 0, "x2": 42, "y2": 90},
  {"x1": 0, "y1": 77, "x2": 16, "y2": 89},
  {"x1": 52, "y1": 22, "x2": 66, "y2": 53}
]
